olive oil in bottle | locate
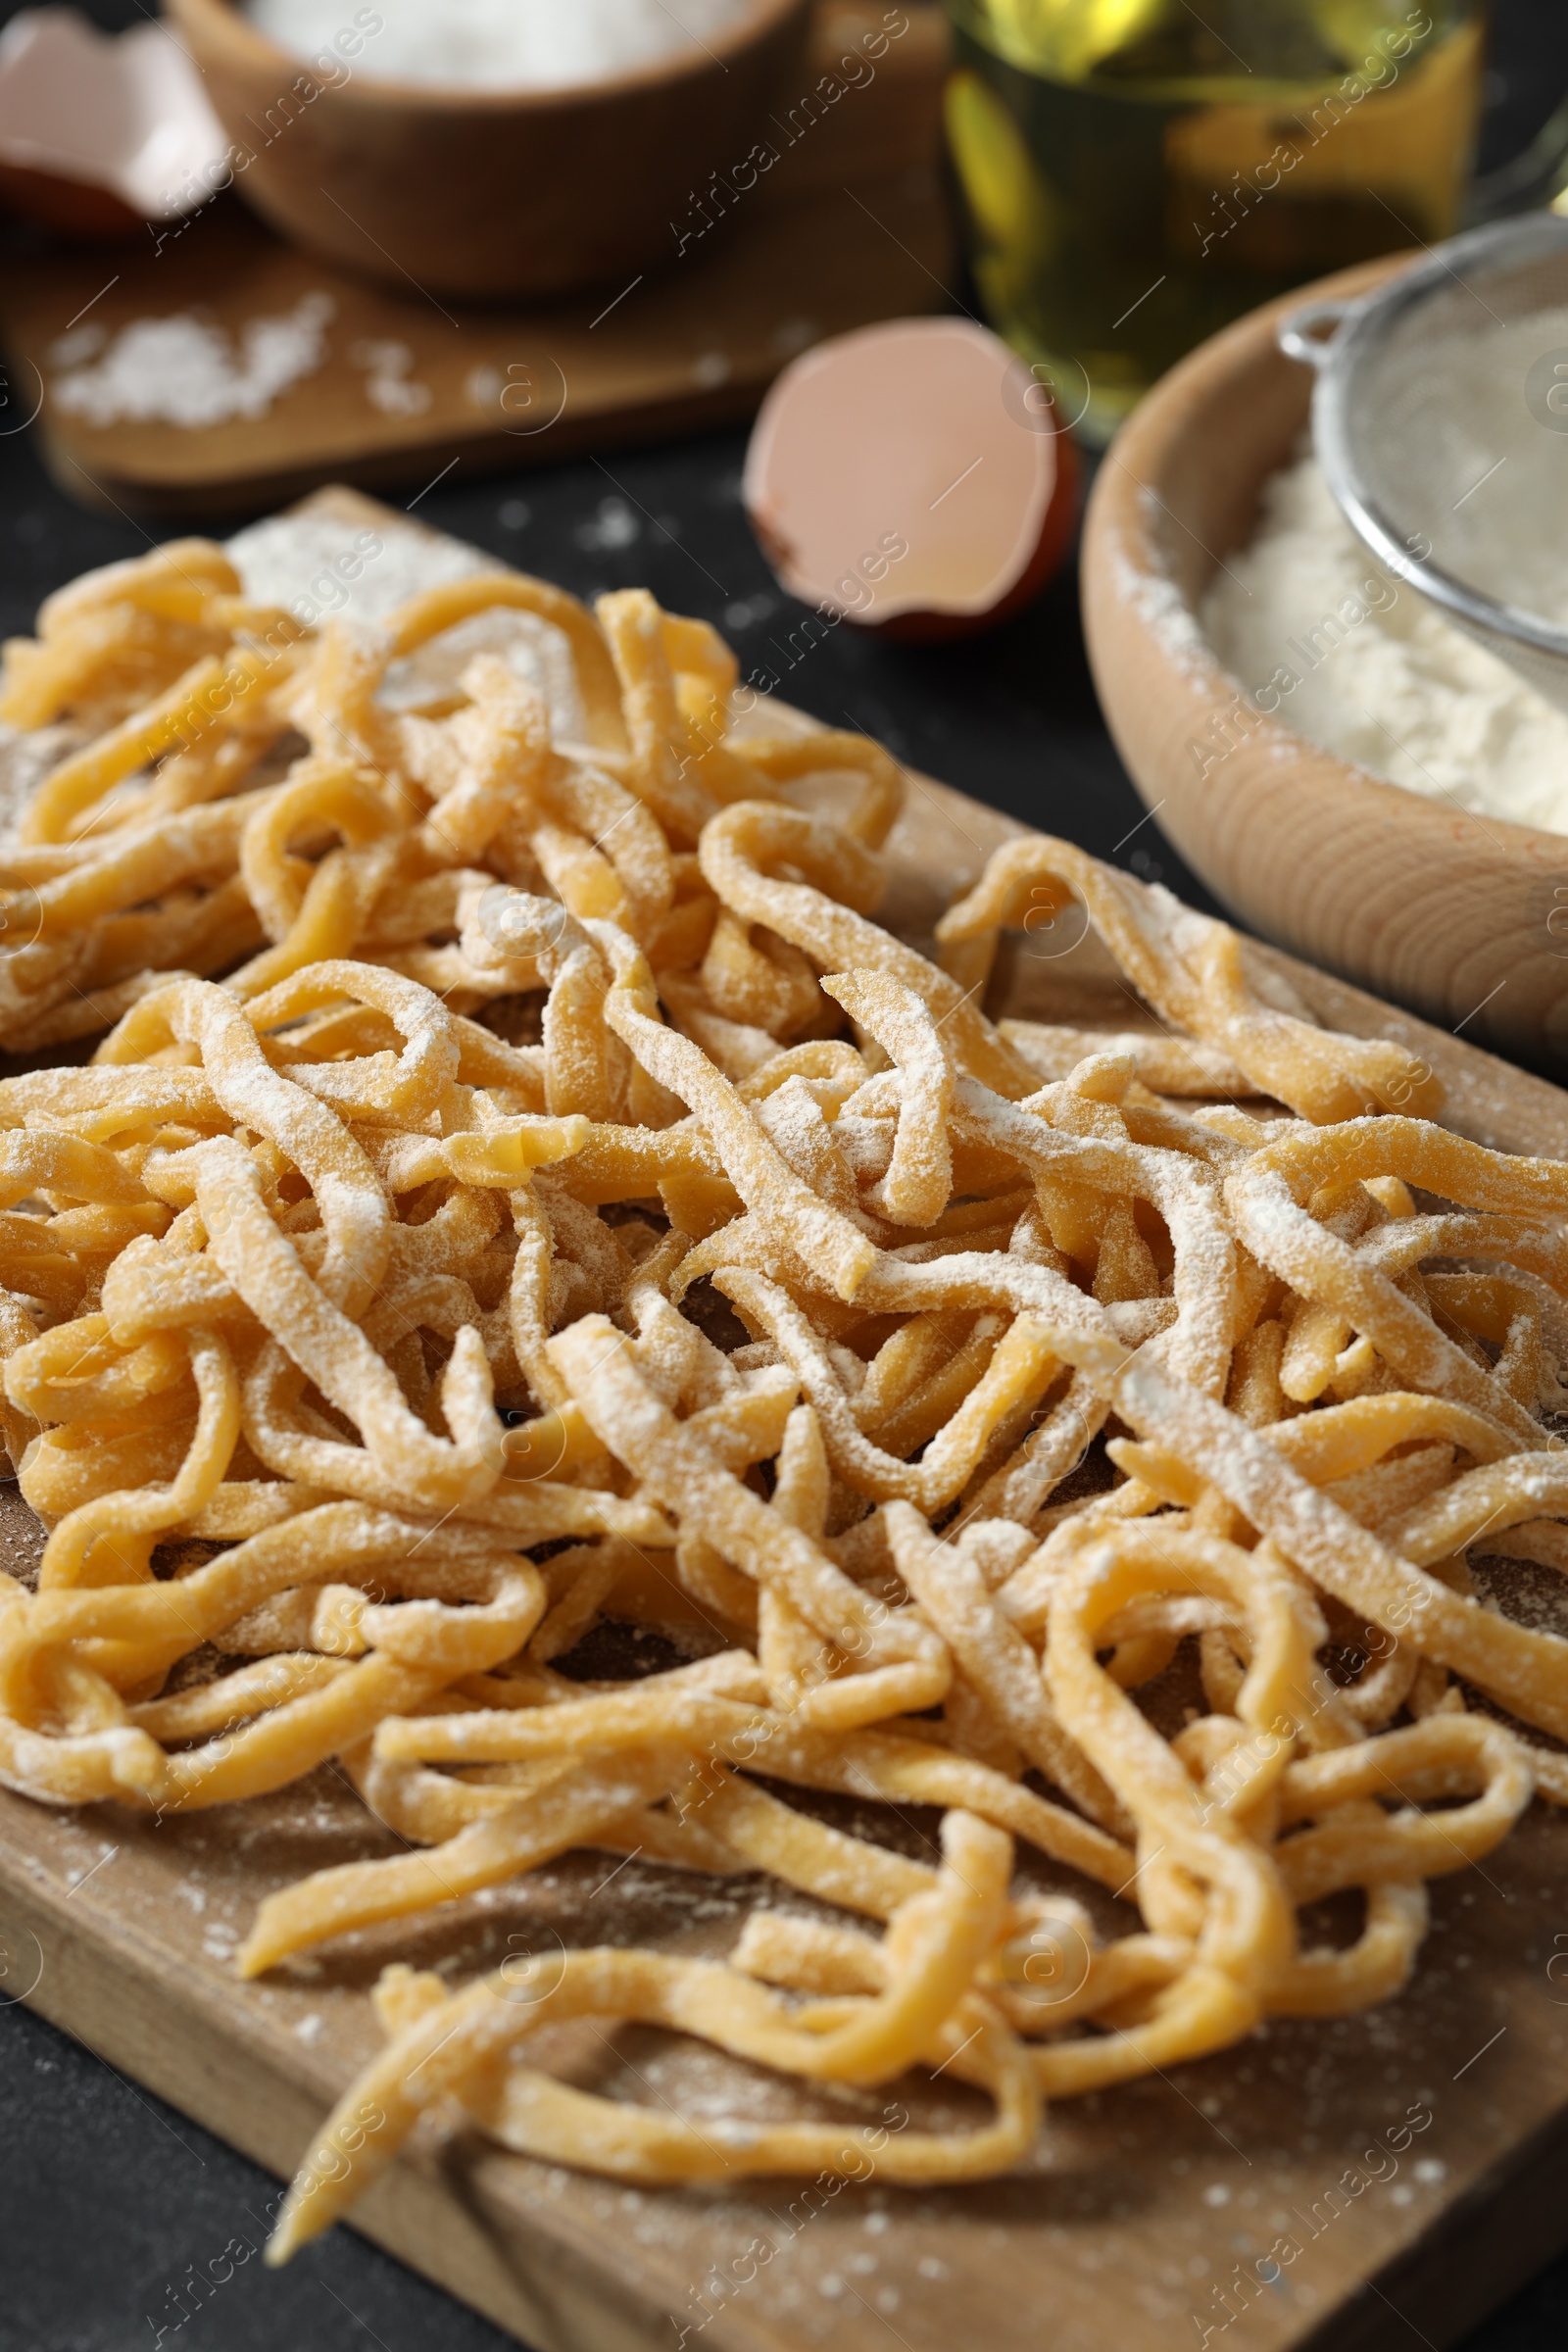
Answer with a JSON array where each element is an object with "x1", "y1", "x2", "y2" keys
[{"x1": 944, "y1": 0, "x2": 1484, "y2": 442}]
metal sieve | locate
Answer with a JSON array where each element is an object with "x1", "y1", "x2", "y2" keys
[{"x1": 1277, "y1": 214, "x2": 1568, "y2": 714}]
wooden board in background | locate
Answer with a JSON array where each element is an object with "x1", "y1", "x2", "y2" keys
[
  {"x1": 5, "y1": 491, "x2": 1568, "y2": 2352},
  {"x1": 0, "y1": 5, "x2": 952, "y2": 518}
]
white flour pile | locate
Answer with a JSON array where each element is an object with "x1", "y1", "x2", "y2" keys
[
  {"x1": 1201, "y1": 450, "x2": 1568, "y2": 835},
  {"x1": 246, "y1": 0, "x2": 754, "y2": 85},
  {"x1": 51, "y1": 292, "x2": 333, "y2": 430}
]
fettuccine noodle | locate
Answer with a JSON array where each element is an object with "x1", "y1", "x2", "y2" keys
[{"x1": 0, "y1": 535, "x2": 1560, "y2": 2262}]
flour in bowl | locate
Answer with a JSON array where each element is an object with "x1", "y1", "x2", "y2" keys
[
  {"x1": 1200, "y1": 449, "x2": 1568, "y2": 836},
  {"x1": 246, "y1": 0, "x2": 757, "y2": 87}
]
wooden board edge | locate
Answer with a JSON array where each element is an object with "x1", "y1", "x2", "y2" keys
[
  {"x1": 1302, "y1": 2098, "x2": 1568, "y2": 2352},
  {"x1": 20, "y1": 1795, "x2": 1536, "y2": 2352},
  {"x1": 4, "y1": 1850, "x2": 706, "y2": 2352},
  {"x1": 33, "y1": 378, "x2": 775, "y2": 523},
  {"x1": 3, "y1": 155, "x2": 954, "y2": 521}
]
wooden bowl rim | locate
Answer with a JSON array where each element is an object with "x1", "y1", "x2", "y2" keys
[
  {"x1": 1082, "y1": 250, "x2": 1568, "y2": 871},
  {"x1": 170, "y1": 0, "x2": 808, "y2": 113}
]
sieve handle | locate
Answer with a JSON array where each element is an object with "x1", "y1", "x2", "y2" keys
[{"x1": 1276, "y1": 299, "x2": 1350, "y2": 369}]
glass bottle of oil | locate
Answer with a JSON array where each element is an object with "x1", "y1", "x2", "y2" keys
[{"x1": 944, "y1": 0, "x2": 1485, "y2": 443}]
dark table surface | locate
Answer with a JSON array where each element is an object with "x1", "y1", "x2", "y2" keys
[{"x1": 8, "y1": 2, "x2": 1568, "y2": 2343}]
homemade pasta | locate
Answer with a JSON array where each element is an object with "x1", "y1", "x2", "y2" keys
[{"x1": 0, "y1": 533, "x2": 1563, "y2": 2260}]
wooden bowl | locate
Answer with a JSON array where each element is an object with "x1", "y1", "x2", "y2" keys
[
  {"x1": 166, "y1": 0, "x2": 811, "y2": 301},
  {"x1": 1081, "y1": 253, "x2": 1568, "y2": 1075}
]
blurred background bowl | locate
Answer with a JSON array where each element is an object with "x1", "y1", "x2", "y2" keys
[
  {"x1": 1081, "y1": 251, "x2": 1568, "y2": 1075},
  {"x1": 166, "y1": 0, "x2": 812, "y2": 301}
]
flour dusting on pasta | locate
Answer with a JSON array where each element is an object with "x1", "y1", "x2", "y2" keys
[{"x1": 0, "y1": 529, "x2": 1561, "y2": 2258}]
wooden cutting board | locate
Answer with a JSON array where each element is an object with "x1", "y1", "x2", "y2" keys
[
  {"x1": 5, "y1": 490, "x2": 1568, "y2": 2352},
  {"x1": 0, "y1": 5, "x2": 952, "y2": 519}
]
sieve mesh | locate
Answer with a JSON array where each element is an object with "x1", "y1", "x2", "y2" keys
[{"x1": 1282, "y1": 216, "x2": 1568, "y2": 713}]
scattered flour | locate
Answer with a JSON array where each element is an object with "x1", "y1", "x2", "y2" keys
[
  {"x1": 351, "y1": 336, "x2": 432, "y2": 418},
  {"x1": 1201, "y1": 449, "x2": 1568, "y2": 836},
  {"x1": 245, "y1": 0, "x2": 755, "y2": 87},
  {"x1": 51, "y1": 292, "x2": 333, "y2": 430}
]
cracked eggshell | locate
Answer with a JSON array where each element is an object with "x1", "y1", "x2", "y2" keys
[
  {"x1": 0, "y1": 9, "x2": 227, "y2": 234},
  {"x1": 744, "y1": 316, "x2": 1079, "y2": 642}
]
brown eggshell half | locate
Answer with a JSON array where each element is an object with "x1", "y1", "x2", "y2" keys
[
  {"x1": 0, "y1": 160, "x2": 145, "y2": 238},
  {"x1": 744, "y1": 316, "x2": 1079, "y2": 640}
]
